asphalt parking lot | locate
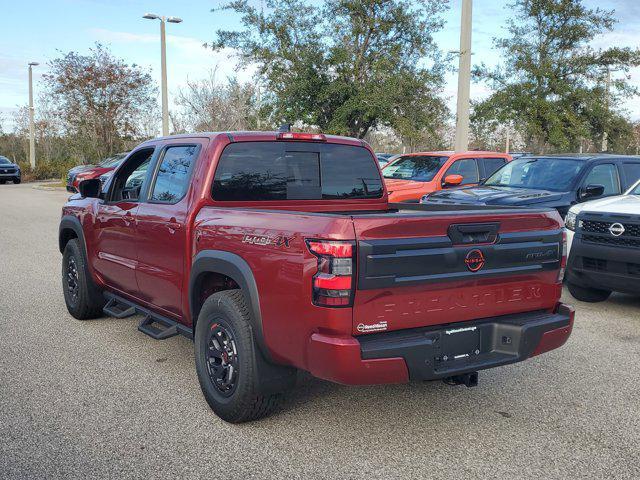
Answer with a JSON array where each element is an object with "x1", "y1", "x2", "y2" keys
[{"x1": 1, "y1": 183, "x2": 639, "y2": 479}]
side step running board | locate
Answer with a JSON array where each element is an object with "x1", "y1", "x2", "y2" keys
[
  {"x1": 102, "y1": 292, "x2": 193, "y2": 340},
  {"x1": 138, "y1": 315, "x2": 179, "y2": 340},
  {"x1": 103, "y1": 297, "x2": 136, "y2": 318}
]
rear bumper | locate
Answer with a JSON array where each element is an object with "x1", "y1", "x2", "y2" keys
[{"x1": 306, "y1": 303, "x2": 574, "y2": 385}]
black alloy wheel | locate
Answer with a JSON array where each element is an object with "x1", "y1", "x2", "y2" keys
[{"x1": 206, "y1": 322, "x2": 239, "y2": 396}]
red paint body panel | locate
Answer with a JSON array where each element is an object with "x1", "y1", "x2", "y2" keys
[
  {"x1": 350, "y1": 210, "x2": 562, "y2": 334},
  {"x1": 531, "y1": 305, "x2": 575, "y2": 357},
  {"x1": 306, "y1": 333, "x2": 409, "y2": 384},
  {"x1": 60, "y1": 131, "x2": 572, "y2": 386}
]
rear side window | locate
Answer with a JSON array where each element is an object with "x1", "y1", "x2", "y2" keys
[
  {"x1": 622, "y1": 163, "x2": 640, "y2": 188},
  {"x1": 212, "y1": 142, "x2": 383, "y2": 201},
  {"x1": 150, "y1": 145, "x2": 199, "y2": 203}
]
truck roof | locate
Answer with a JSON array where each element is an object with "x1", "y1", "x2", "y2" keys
[
  {"x1": 394, "y1": 150, "x2": 511, "y2": 157},
  {"x1": 517, "y1": 154, "x2": 640, "y2": 161},
  {"x1": 139, "y1": 131, "x2": 366, "y2": 147}
]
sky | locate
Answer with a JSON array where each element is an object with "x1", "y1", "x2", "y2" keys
[{"x1": 1, "y1": 0, "x2": 639, "y2": 132}]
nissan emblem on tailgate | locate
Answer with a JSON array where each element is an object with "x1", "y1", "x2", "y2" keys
[{"x1": 465, "y1": 249, "x2": 485, "y2": 272}]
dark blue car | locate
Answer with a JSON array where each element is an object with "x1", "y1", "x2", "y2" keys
[{"x1": 421, "y1": 154, "x2": 640, "y2": 217}]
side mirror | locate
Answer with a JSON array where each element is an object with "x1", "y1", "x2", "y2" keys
[
  {"x1": 443, "y1": 174, "x2": 463, "y2": 187},
  {"x1": 78, "y1": 178, "x2": 102, "y2": 198},
  {"x1": 580, "y1": 184, "x2": 605, "y2": 200}
]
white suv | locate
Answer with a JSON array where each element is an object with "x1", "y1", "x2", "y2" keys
[{"x1": 565, "y1": 179, "x2": 640, "y2": 255}]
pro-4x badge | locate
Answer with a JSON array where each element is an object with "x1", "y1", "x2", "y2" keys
[{"x1": 465, "y1": 249, "x2": 485, "y2": 272}]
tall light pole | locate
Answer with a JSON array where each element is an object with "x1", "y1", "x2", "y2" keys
[
  {"x1": 143, "y1": 13, "x2": 182, "y2": 136},
  {"x1": 601, "y1": 65, "x2": 611, "y2": 152},
  {"x1": 28, "y1": 62, "x2": 39, "y2": 169},
  {"x1": 454, "y1": 0, "x2": 473, "y2": 152}
]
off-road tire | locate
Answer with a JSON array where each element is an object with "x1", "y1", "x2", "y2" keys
[
  {"x1": 195, "y1": 290, "x2": 284, "y2": 423},
  {"x1": 62, "y1": 238, "x2": 105, "y2": 319},
  {"x1": 567, "y1": 281, "x2": 611, "y2": 303},
  {"x1": 13, "y1": 178, "x2": 21, "y2": 184}
]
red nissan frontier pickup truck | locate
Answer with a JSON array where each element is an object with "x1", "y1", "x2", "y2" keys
[{"x1": 59, "y1": 131, "x2": 574, "y2": 423}]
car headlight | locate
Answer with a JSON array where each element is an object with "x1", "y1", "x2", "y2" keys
[{"x1": 564, "y1": 205, "x2": 584, "y2": 231}]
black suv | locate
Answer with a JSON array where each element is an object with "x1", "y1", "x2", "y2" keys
[
  {"x1": 422, "y1": 155, "x2": 640, "y2": 217},
  {"x1": 0, "y1": 156, "x2": 20, "y2": 184}
]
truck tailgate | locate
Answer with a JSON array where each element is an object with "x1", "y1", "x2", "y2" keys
[{"x1": 351, "y1": 209, "x2": 563, "y2": 335}]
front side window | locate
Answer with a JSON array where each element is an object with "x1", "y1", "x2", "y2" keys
[
  {"x1": 382, "y1": 155, "x2": 448, "y2": 181},
  {"x1": 484, "y1": 158, "x2": 584, "y2": 192},
  {"x1": 150, "y1": 146, "x2": 199, "y2": 203},
  {"x1": 444, "y1": 158, "x2": 479, "y2": 185},
  {"x1": 583, "y1": 164, "x2": 620, "y2": 196},
  {"x1": 212, "y1": 142, "x2": 382, "y2": 201},
  {"x1": 630, "y1": 181, "x2": 640, "y2": 195},
  {"x1": 109, "y1": 149, "x2": 154, "y2": 202}
]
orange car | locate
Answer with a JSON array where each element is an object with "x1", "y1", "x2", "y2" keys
[{"x1": 382, "y1": 151, "x2": 512, "y2": 203}]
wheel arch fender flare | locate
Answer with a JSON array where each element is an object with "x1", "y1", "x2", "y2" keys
[
  {"x1": 59, "y1": 215, "x2": 87, "y2": 254},
  {"x1": 189, "y1": 250, "x2": 270, "y2": 359}
]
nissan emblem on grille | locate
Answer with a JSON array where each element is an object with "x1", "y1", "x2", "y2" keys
[{"x1": 609, "y1": 223, "x2": 625, "y2": 237}]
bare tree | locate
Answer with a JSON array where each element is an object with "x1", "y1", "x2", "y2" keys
[
  {"x1": 174, "y1": 70, "x2": 259, "y2": 132},
  {"x1": 42, "y1": 43, "x2": 158, "y2": 162}
]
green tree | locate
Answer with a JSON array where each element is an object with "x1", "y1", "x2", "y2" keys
[
  {"x1": 43, "y1": 43, "x2": 158, "y2": 162},
  {"x1": 473, "y1": 0, "x2": 640, "y2": 153},
  {"x1": 209, "y1": 0, "x2": 449, "y2": 140}
]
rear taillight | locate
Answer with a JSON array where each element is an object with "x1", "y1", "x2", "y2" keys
[
  {"x1": 277, "y1": 132, "x2": 326, "y2": 142},
  {"x1": 307, "y1": 240, "x2": 355, "y2": 307},
  {"x1": 557, "y1": 231, "x2": 567, "y2": 283}
]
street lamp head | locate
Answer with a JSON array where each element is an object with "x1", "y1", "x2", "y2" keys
[
  {"x1": 143, "y1": 13, "x2": 160, "y2": 20},
  {"x1": 28, "y1": 62, "x2": 39, "y2": 67},
  {"x1": 167, "y1": 17, "x2": 183, "y2": 23}
]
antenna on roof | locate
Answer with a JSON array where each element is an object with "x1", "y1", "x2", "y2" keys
[{"x1": 278, "y1": 123, "x2": 292, "y2": 133}]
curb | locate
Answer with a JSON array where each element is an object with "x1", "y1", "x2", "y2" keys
[{"x1": 32, "y1": 184, "x2": 66, "y2": 191}]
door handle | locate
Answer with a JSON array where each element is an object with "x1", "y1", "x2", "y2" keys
[{"x1": 167, "y1": 218, "x2": 182, "y2": 233}]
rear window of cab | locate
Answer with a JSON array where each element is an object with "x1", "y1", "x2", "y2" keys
[{"x1": 212, "y1": 142, "x2": 383, "y2": 201}]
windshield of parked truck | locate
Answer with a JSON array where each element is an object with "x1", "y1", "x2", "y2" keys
[
  {"x1": 0, "y1": 156, "x2": 11, "y2": 165},
  {"x1": 630, "y1": 181, "x2": 640, "y2": 195},
  {"x1": 382, "y1": 155, "x2": 448, "y2": 181},
  {"x1": 484, "y1": 157, "x2": 584, "y2": 191}
]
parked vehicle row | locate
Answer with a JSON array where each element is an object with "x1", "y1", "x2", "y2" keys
[
  {"x1": 0, "y1": 156, "x2": 21, "y2": 184},
  {"x1": 60, "y1": 131, "x2": 573, "y2": 423},
  {"x1": 381, "y1": 151, "x2": 511, "y2": 203},
  {"x1": 422, "y1": 154, "x2": 640, "y2": 216}
]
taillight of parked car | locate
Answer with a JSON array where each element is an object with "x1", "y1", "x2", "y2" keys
[
  {"x1": 558, "y1": 230, "x2": 567, "y2": 283},
  {"x1": 306, "y1": 240, "x2": 356, "y2": 307}
]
